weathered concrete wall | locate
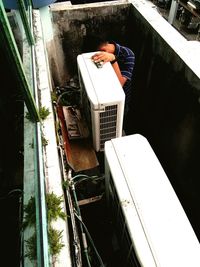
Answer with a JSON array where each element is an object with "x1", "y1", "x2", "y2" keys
[
  {"x1": 49, "y1": 1, "x2": 131, "y2": 84},
  {"x1": 47, "y1": 0, "x2": 200, "y2": 239},
  {"x1": 126, "y1": 1, "x2": 200, "y2": 240}
]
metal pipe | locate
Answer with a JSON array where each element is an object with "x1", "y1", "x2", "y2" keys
[
  {"x1": 0, "y1": 0, "x2": 40, "y2": 122},
  {"x1": 29, "y1": 3, "x2": 49, "y2": 265},
  {"x1": 17, "y1": 0, "x2": 34, "y2": 46},
  {"x1": 34, "y1": 121, "x2": 50, "y2": 267}
]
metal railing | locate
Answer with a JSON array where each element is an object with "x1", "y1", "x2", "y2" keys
[{"x1": 0, "y1": 1, "x2": 50, "y2": 266}]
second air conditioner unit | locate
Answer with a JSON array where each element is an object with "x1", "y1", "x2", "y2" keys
[
  {"x1": 104, "y1": 134, "x2": 200, "y2": 267},
  {"x1": 77, "y1": 52, "x2": 125, "y2": 151}
]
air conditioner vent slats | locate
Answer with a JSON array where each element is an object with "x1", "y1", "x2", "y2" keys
[
  {"x1": 100, "y1": 121, "x2": 116, "y2": 129},
  {"x1": 100, "y1": 128, "x2": 116, "y2": 135},
  {"x1": 99, "y1": 105, "x2": 118, "y2": 150}
]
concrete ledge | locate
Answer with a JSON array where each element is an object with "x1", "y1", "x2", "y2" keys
[
  {"x1": 50, "y1": 0, "x2": 129, "y2": 10},
  {"x1": 33, "y1": 9, "x2": 72, "y2": 267},
  {"x1": 129, "y1": 0, "x2": 200, "y2": 79}
]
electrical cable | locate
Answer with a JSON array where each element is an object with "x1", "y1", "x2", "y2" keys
[
  {"x1": 72, "y1": 174, "x2": 98, "y2": 181},
  {"x1": 71, "y1": 175, "x2": 105, "y2": 267},
  {"x1": 74, "y1": 176, "x2": 104, "y2": 186},
  {"x1": 56, "y1": 91, "x2": 72, "y2": 105},
  {"x1": 71, "y1": 182, "x2": 92, "y2": 267},
  {"x1": 0, "y1": 188, "x2": 23, "y2": 200},
  {"x1": 56, "y1": 86, "x2": 80, "y2": 106},
  {"x1": 74, "y1": 212, "x2": 105, "y2": 267}
]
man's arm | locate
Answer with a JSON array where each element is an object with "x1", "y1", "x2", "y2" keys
[
  {"x1": 111, "y1": 60, "x2": 127, "y2": 86},
  {"x1": 91, "y1": 51, "x2": 127, "y2": 86}
]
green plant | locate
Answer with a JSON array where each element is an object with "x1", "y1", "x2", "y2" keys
[
  {"x1": 25, "y1": 227, "x2": 64, "y2": 261},
  {"x1": 24, "y1": 192, "x2": 66, "y2": 262},
  {"x1": 42, "y1": 135, "x2": 48, "y2": 146},
  {"x1": 39, "y1": 106, "x2": 50, "y2": 120},
  {"x1": 23, "y1": 196, "x2": 36, "y2": 228},
  {"x1": 25, "y1": 233, "x2": 37, "y2": 261},
  {"x1": 23, "y1": 193, "x2": 65, "y2": 229},
  {"x1": 51, "y1": 91, "x2": 58, "y2": 102},
  {"x1": 46, "y1": 192, "x2": 66, "y2": 222},
  {"x1": 62, "y1": 180, "x2": 70, "y2": 190},
  {"x1": 25, "y1": 106, "x2": 50, "y2": 122},
  {"x1": 48, "y1": 227, "x2": 64, "y2": 256}
]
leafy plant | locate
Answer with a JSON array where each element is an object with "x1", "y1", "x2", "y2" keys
[
  {"x1": 24, "y1": 192, "x2": 66, "y2": 262},
  {"x1": 23, "y1": 193, "x2": 66, "y2": 229},
  {"x1": 46, "y1": 192, "x2": 66, "y2": 222},
  {"x1": 42, "y1": 135, "x2": 48, "y2": 146},
  {"x1": 25, "y1": 233, "x2": 37, "y2": 261},
  {"x1": 25, "y1": 106, "x2": 50, "y2": 122},
  {"x1": 62, "y1": 180, "x2": 70, "y2": 190},
  {"x1": 51, "y1": 91, "x2": 58, "y2": 102},
  {"x1": 23, "y1": 196, "x2": 36, "y2": 229},
  {"x1": 48, "y1": 227, "x2": 64, "y2": 256},
  {"x1": 39, "y1": 106, "x2": 50, "y2": 120},
  {"x1": 25, "y1": 227, "x2": 64, "y2": 261}
]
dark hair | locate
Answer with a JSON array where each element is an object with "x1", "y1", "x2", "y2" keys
[{"x1": 81, "y1": 34, "x2": 108, "y2": 53}]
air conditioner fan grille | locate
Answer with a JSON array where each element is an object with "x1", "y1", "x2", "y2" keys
[{"x1": 99, "y1": 105, "x2": 117, "y2": 150}]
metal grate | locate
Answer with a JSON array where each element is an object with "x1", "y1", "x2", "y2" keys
[{"x1": 99, "y1": 105, "x2": 117, "y2": 150}]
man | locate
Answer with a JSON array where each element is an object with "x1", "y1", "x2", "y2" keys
[
  {"x1": 81, "y1": 35, "x2": 135, "y2": 132},
  {"x1": 89, "y1": 38, "x2": 135, "y2": 118}
]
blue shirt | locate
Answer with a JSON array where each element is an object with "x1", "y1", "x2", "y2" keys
[{"x1": 113, "y1": 42, "x2": 135, "y2": 115}]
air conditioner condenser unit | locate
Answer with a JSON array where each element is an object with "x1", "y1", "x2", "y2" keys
[
  {"x1": 77, "y1": 52, "x2": 125, "y2": 151},
  {"x1": 104, "y1": 134, "x2": 200, "y2": 267}
]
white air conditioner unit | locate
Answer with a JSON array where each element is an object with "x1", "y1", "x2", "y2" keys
[
  {"x1": 105, "y1": 134, "x2": 200, "y2": 267},
  {"x1": 77, "y1": 52, "x2": 125, "y2": 151}
]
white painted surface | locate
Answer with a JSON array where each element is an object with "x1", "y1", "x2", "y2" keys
[
  {"x1": 129, "y1": 0, "x2": 200, "y2": 78},
  {"x1": 105, "y1": 134, "x2": 200, "y2": 266},
  {"x1": 77, "y1": 52, "x2": 125, "y2": 109}
]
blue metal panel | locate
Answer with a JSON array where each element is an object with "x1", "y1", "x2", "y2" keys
[
  {"x1": 3, "y1": 0, "x2": 56, "y2": 9},
  {"x1": 32, "y1": 0, "x2": 57, "y2": 8},
  {"x1": 3, "y1": 0, "x2": 17, "y2": 9}
]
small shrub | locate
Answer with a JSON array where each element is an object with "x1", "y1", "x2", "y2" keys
[
  {"x1": 39, "y1": 106, "x2": 50, "y2": 120},
  {"x1": 25, "y1": 227, "x2": 65, "y2": 261},
  {"x1": 42, "y1": 135, "x2": 48, "y2": 146},
  {"x1": 46, "y1": 192, "x2": 66, "y2": 222},
  {"x1": 25, "y1": 233, "x2": 36, "y2": 261},
  {"x1": 25, "y1": 106, "x2": 50, "y2": 122},
  {"x1": 48, "y1": 227, "x2": 64, "y2": 256},
  {"x1": 23, "y1": 196, "x2": 36, "y2": 228},
  {"x1": 24, "y1": 192, "x2": 66, "y2": 262}
]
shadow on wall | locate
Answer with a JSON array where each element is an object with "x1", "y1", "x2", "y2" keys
[{"x1": 126, "y1": 7, "x2": 200, "y2": 240}]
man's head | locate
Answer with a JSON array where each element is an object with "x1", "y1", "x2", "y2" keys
[
  {"x1": 98, "y1": 42, "x2": 115, "y2": 54},
  {"x1": 82, "y1": 34, "x2": 115, "y2": 54}
]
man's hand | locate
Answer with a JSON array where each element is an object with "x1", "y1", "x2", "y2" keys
[{"x1": 91, "y1": 51, "x2": 115, "y2": 64}]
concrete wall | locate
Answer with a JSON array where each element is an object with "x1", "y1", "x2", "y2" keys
[
  {"x1": 127, "y1": 0, "x2": 200, "y2": 240},
  {"x1": 47, "y1": 0, "x2": 200, "y2": 239},
  {"x1": 49, "y1": 1, "x2": 131, "y2": 85}
]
